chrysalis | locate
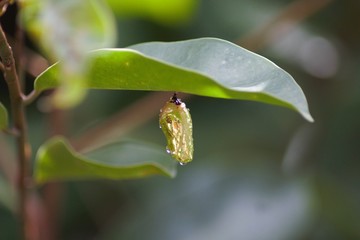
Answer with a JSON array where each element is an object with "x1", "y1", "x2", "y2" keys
[{"x1": 159, "y1": 93, "x2": 193, "y2": 165}]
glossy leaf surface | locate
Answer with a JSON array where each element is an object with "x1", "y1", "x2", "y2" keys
[{"x1": 34, "y1": 38, "x2": 313, "y2": 121}]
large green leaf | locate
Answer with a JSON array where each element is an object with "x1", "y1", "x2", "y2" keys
[
  {"x1": 35, "y1": 38, "x2": 313, "y2": 121},
  {"x1": 34, "y1": 137, "x2": 177, "y2": 184},
  {"x1": 0, "y1": 102, "x2": 8, "y2": 130}
]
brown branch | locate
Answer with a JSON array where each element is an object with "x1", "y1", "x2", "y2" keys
[
  {"x1": 41, "y1": 107, "x2": 68, "y2": 240},
  {"x1": 7, "y1": 34, "x2": 50, "y2": 77},
  {"x1": 237, "y1": 0, "x2": 334, "y2": 51},
  {"x1": 0, "y1": 24, "x2": 31, "y2": 240}
]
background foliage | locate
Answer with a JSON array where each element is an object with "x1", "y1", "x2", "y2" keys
[{"x1": 1, "y1": 0, "x2": 360, "y2": 239}]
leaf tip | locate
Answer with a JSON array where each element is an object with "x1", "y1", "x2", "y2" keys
[{"x1": 305, "y1": 114, "x2": 315, "y2": 123}]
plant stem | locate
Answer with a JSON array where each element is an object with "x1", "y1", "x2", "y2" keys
[
  {"x1": 0, "y1": 24, "x2": 31, "y2": 240},
  {"x1": 23, "y1": 90, "x2": 40, "y2": 105}
]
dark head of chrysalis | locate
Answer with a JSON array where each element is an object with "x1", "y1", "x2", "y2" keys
[{"x1": 170, "y1": 93, "x2": 182, "y2": 105}]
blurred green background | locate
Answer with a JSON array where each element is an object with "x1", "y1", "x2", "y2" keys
[{"x1": 1, "y1": 0, "x2": 360, "y2": 239}]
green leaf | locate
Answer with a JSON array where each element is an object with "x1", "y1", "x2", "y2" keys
[
  {"x1": 20, "y1": 0, "x2": 117, "y2": 107},
  {"x1": 34, "y1": 38, "x2": 313, "y2": 122},
  {"x1": 105, "y1": 0, "x2": 198, "y2": 26},
  {"x1": 20, "y1": 0, "x2": 116, "y2": 61},
  {"x1": 34, "y1": 137, "x2": 177, "y2": 184},
  {"x1": 0, "y1": 102, "x2": 8, "y2": 130}
]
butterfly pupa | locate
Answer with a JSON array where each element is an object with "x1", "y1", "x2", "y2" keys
[{"x1": 159, "y1": 94, "x2": 193, "y2": 165}]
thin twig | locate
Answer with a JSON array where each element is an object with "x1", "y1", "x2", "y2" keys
[
  {"x1": 237, "y1": 0, "x2": 334, "y2": 51},
  {"x1": 3, "y1": 127, "x2": 20, "y2": 136},
  {"x1": 23, "y1": 90, "x2": 40, "y2": 105},
  {"x1": 0, "y1": 24, "x2": 31, "y2": 240},
  {"x1": 41, "y1": 107, "x2": 68, "y2": 240}
]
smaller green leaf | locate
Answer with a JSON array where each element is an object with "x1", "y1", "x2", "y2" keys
[
  {"x1": 0, "y1": 102, "x2": 8, "y2": 130},
  {"x1": 34, "y1": 137, "x2": 177, "y2": 184}
]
